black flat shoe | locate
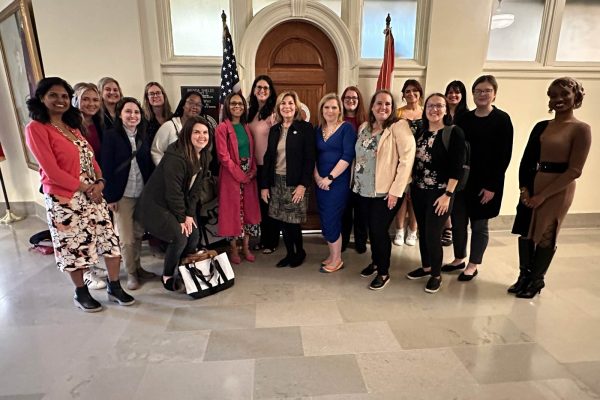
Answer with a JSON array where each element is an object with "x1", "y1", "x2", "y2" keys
[
  {"x1": 162, "y1": 276, "x2": 179, "y2": 291},
  {"x1": 457, "y1": 269, "x2": 478, "y2": 281},
  {"x1": 276, "y1": 256, "x2": 292, "y2": 268},
  {"x1": 290, "y1": 249, "x2": 306, "y2": 268},
  {"x1": 441, "y1": 262, "x2": 466, "y2": 273},
  {"x1": 355, "y1": 243, "x2": 367, "y2": 254}
]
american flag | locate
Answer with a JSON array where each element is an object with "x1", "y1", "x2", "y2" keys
[
  {"x1": 219, "y1": 11, "x2": 241, "y2": 105},
  {"x1": 376, "y1": 14, "x2": 395, "y2": 91}
]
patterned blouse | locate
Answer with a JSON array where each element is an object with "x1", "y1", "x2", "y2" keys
[
  {"x1": 413, "y1": 129, "x2": 446, "y2": 190},
  {"x1": 353, "y1": 125, "x2": 383, "y2": 198}
]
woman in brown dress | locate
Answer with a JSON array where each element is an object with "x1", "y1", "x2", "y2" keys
[{"x1": 510, "y1": 77, "x2": 591, "y2": 298}]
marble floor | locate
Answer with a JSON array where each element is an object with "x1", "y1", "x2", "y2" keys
[{"x1": 1, "y1": 217, "x2": 600, "y2": 400}]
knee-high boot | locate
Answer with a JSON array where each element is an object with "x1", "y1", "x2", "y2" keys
[
  {"x1": 507, "y1": 237, "x2": 535, "y2": 294},
  {"x1": 516, "y1": 246, "x2": 556, "y2": 299}
]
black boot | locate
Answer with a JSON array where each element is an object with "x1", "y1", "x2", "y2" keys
[
  {"x1": 107, "y1": 279, "x2": 136, "y2": 305},
  {"x1": 290, "y1": 248, "x2": 306, "y2": 268},
  {"x1": 508, "y1": 237, "x2": 535, "y2": 294},
  {"x1": 74, "y1": 285, "x2": 102, "y2": 312},
  {"x1": 516, "y1": 246, "x2": 556, "y2": 299}
]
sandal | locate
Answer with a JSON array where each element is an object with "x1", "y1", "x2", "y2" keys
[
  {"x1": 320, "y1": 261, "x2": 344, "y2": 273},
  {"x1": 262, "y1": 248, "x2": 275, "y2": 254}
]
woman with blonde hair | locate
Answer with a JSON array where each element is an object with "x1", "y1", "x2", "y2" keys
[
  {"x1": 260, "y1": 90, "x2": 315, "y2": 268},
  {"x1": 314, "y1": 93, "x2": 356, "y2": 272},
  {"x1": 97, "y1": 77, "x2": 123, "y2": 130}
]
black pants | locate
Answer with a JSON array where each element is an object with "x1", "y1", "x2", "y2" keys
[
  {"x1": 280, "y1": 222, "x2": 303, "y2": 257},
  {"x1": 450, "y1": 191, "x2": 489, "y2": 264},
  {"x1": 341, "y1": 192, "x2": 368, "y2": 250},
  {"x1": 163, "y1": 227, "x2": 199, "y2": 277},
  {"x1": 257, "y1": 165, "x2": 280, "y2": 249},
  {"x1": 356, "y1": 194, "x2": 402, "y2": 276},
  {"x1": 411, "y1": 186, "x2": 451, "y2": 277}
]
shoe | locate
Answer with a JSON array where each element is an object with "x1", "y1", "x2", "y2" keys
[
  {"x1": 405, "y1": 229, "x2": 418, "y2": 246},
  {"x1": 262, "y1": 248, "x2": 276, "y2": 254},
  {"x1": 243, "y1": 251, "x2": 255, "y2": 262},
  {"x1": 441, "y1": 228, "x2": 453, "y2": 246},
  {"x1": 91, "y1": 266, "x2": 108, "y2": 278},
  {"x1": 508, "y1": 237, "x2": 535, "y2": 294},
  {"x1": 425, "y1": 276, "x2": 442, "y2": 293},
  {"x1": 106, "y1": 279, "x2": 135, "y2": 306},
  {"x1": 230, "y1": 254, "x2": 242, "y2": 264},
  {"x1": 369, "y1": 274, "x2": 390, "y2": 290},
  {"x1": 393, "y1": 229, "x2": 404, "y2": 246},
  {"x1": 84, "y1": 269, "x2": 107, "y2": 290},
  {"x1": 252, "y1": 243, "x2": 264, "y2": 251},
  {"x1": 516, "y1": 246, "x2": 556, "y2": 299},
  {"x1": 136, "y1": 267, "x2": 156, "y2": 279},
  {"x1": 360, "y1": 263, "x2": 377, "y2": 278},
  {"x1": 441, "y1": 262, "x2": 465, "y2": 273},
  {"x1": 126, "y1": 273, "x2": 140, "y2": 290},
  {"x1": 162, "y1": 276, "x2": 178, "y2": 292},
  {"x1": 516, "y1": 279, "x2": 544, "y2": 299},
  {"x1": 355, "y1": 243, "x2": 367, "y2": 254},
  {"x1": 406, "y1": 267, "x2": 431, "y2": 280},
  {"x1": 290, "y1": 249, "x2": 306, "y2": 268},
  {"x1": 73, "y1": 286, "x2": 102, "y2": 312},
  {"x1": 320, "y1": 261, "x2": 344, "y2": 273},
  {"x1": 276, "y1": 255, "x2": 292, "y2": 268},
  {"x1": 458, "y1": 269, "x2": 478, "y2": 281}
]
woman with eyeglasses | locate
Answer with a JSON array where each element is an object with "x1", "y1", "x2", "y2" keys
[
  {"x1": 443, "y1": 75, "x2": 513, "y2": 281},
  {"x1": 151, "y1": 91, "x2": 203, "y2": 165},
  {"x1": 142, "y1": 82, "x2": 173, "y2": 145},
  {"x1": 393, "y1": 79, "x2": 422, "y2": 247},
  {"x1": 355, "y1": 90, "x2": 415, "y2": 290},
  {"x1": 405, "y1": 94, "x2": 466, "y2": 293},
  {"x1": 98, "y1": 77, "x2": 123, "y2": 131},
  {"x1": 340, "y1": 86, "x2": 367, "y2": 254},
  {"x1": 248, "y1": 75, "x2": 279, "y2": 254},
  {"x1": 216, "y1": 93, "x2": 261, "y2": 264}
]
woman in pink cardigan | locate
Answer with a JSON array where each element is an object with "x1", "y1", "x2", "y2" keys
[{"x1": 215, "y1": 93, "x2": 261, "y2": 263}]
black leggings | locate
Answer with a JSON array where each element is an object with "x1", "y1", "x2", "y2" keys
[
  {"x1": 411, "y1": 186, "x2": 451, "y2": 277},
  {"x1": 280, "y1": 222, "x2": 303, "y2": 256},
  {"x1": 163, "y1": 227, "x2": 199, "y2": 277}
]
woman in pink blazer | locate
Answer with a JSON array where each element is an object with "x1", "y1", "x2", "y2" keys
[{"x1": 215, "y1": 93, "x2": 261, "y2": 263}]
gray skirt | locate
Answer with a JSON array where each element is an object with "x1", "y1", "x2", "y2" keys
[{"x1": 268, "y1": 174, "x2": 308, "y2": 224}]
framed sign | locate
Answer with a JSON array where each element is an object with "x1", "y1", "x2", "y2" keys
[
  {"x1": 0, "y1": 0, "x2": 44, "y2": 170},
  {"x1": 180, "y1": 85, "x2": 220, "y2": 122}
]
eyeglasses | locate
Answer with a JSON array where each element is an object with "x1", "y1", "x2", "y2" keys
[
  {"x1": 148, "y1": 91, "x2": 163, "y2": 97},
  {"x1": 344, "y1": 96, "x2": 359, "y2": 101},
  {"x1": 185, "y1": 100, "x2": 202, "y2": 108},
  {"x1": 474, "y1": 89, "x2": 494, "y2": 95},
  {"x1": 229, "y1": 101, "x2": 244, "y2": 107},
  {"x1": 426, "y1": 104, "x2": 446, "y2": 110},
  {"x1": 255, "y1": 85, "x2": 269, "y2": 92}
]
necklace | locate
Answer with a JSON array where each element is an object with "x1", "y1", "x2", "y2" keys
[
  {"x1": 322, "y1": 122, "x2": 341, "y2": 141},
  {"x1": 51, "y1": 122, "x2": 77, "y2": 141}
]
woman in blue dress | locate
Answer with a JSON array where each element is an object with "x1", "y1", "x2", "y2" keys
[{"x1": 314, "y1": 93, "x2": 356, "y2": 273}]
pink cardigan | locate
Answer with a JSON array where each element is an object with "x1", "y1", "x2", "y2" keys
[
  {"x1": 215, "y1": 120, "x2": 261, "y2": 237},
  {"x1": 26, "y1": 120, "x2": 100, "y2": 199}
]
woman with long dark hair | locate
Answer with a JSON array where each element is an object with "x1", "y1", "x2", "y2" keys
[
  {"x1": 215, "y1": 93, "x2": 261, "y2": 263},
  {"x1": 26, "y1": 77, "x2": 134, "y2": 312},
  {"x1": 142, "y1": 81, "x2": 173, "y2": 144},
  {"x1": 137, "y1": 116, "x2": 212, "y2": 291},
  {"x1": 248, "y1": 75, "x2": 279, "y2": 254},
  {"x1": 510, "y1": 77, "x2": 591, "y2": 298},
  {"x1": 101, "y1": 97, "x2": 155, "y2": 290},
  {"x1": 340, "y1": 85, "x2": 367, "y2": 254},
  {"x1": 355, "y1": 90, "x2": 415, "y2": 290}
]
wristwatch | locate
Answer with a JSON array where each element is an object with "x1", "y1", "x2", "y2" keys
[
  {"x1": 444, "y1": 190, "x2": 454, "y2": 197},
  {"x1": 327, "y1": 174, "x2": 335, "y2": 181}
]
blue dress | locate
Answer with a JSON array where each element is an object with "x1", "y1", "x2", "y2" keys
[{"x1": 315, "y1": 122, "x2": 356, "y2": 242}]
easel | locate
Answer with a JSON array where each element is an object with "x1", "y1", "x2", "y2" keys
[{"x1": 0, "y1": 164, "x2": 24, "y2": 224}]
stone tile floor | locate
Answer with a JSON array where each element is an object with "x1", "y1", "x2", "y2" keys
[{"x1": 1, "y1": 217, "x2": 599, "y2": 399}]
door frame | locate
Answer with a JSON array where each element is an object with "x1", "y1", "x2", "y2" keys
[{"x1": 238, "y1": 1, "x2": 357, "y2": 96}]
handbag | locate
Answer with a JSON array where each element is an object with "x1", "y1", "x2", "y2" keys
[
  {"x1": 178, "y1": 251, "x2": 235, "y2": 299},
  {"x1": 200, "y1": 173, "x2": 217, "y2": 205}
]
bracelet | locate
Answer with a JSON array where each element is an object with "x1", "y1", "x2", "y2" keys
[
  {"x1": 444, "y1": 190, "x2": 454, "y2": 197},
  {"x1": 94, "y1": 178, "x2": 106, "y2": 186}
]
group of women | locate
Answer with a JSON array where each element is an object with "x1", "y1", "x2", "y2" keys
[{"x1": 25, "y1": 72, "x2": 590, "y2": 312}]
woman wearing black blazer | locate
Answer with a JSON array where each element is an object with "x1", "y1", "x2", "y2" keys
[
  {"x1": 101, "y1": 97, "x2": 154, "y2": 290},
  {"x1": 260, "y1": 90, "x2": 315, "y2": 268},
  {"x1": 443, "y1": 75, "x2": 513, "y2": 280}
]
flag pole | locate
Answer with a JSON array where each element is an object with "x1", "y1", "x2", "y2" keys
[
  {"x1": 0, "y1": 165, "x2": 24, "y2": 224},
  {"x1": 376, "y1": 13, "x2": 395, "y2": 91}
]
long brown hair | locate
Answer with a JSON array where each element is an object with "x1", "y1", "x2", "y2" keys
[
  {"x1": 142, "y1": 81, "x2": 173, "y2": 122},
  {"x1": 341, "y1": 86, "x2": 367, "y2": 127},
  {"x1": 368, "y1": 89, "x2": 398, "y2": 130},
  {"x1": 177, "y1": 116, "x2": 212, "y2": 172}
]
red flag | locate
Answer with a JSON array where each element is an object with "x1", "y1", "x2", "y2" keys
[
  {"x1": 376, "y1": 14, "x2": 395, "y2": 91},
  {"x1": 0, "y1": 142, "x2": 5, "y2": 162}
]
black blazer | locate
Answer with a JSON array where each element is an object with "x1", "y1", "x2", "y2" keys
[
  {"x1": 260, "y1": 119, "x2": 315, "y2": 189},
  {"x1": 101, "y1": 127, "x2": 154, "y2": 203}
]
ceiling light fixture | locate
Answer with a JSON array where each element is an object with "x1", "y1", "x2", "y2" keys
[{"x1": 491, "y1": 0, "x2": 515, "y2": 30}]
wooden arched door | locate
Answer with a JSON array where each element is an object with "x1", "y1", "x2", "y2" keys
[{"x1": 256, "y1": 21, "x2": 339, "y2": 230}]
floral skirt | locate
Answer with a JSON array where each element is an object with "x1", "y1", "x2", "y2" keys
[
  {"x1": 44, "y1": 190, "x2": 120, "y2": 272},
  {"x1": 226, "y1": 158, "x2": 260, "y2": 240}
]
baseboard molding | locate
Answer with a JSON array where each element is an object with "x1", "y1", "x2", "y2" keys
[{"x1": 0, "y1": 201, "x2": 45, "y2": 221}]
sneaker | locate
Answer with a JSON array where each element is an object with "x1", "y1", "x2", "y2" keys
[
  {"x1": 393, "y1": 229, "x2": 404, "y2": 246},
  {"x1": 406, "y1": 267, "x2": 431, "y2": 280},
  {"x1": 106, "y1": 279, "x2": 135, "y2": 306},
  {"x1": 74, "y1": 286, "x2": 102, "y2": 313},
  {"x1": 91, "y1": 266, "x2": 108, "y2": 278},
  {"x1": 360, "y1": 263, "x2": 377, "y2": 278},
  {"x1": 425, "y1": 276, "x2": 442, "y2": 293},
  {"x1": 441, "y1": 228, "x2": 453, "y2": 247},
  {"x1": 369, "y1": 274, "x2": 390, "y2": 290},
  {"x1": 84, "y1": 270, "x2": 107, "y2": 290},
  {"x1": 405, "y1": 229, "x2": 418, "y2": 246}
]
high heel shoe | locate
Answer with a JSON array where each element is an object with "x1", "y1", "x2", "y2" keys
[
  {"x1": 162, "y1": 276, "x2": 178, "y2": 291},
  {"x1": 516, "y1": 279, "x2": 545, "y2": 298}
]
